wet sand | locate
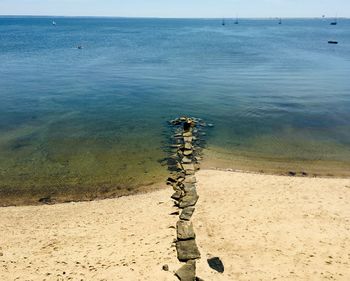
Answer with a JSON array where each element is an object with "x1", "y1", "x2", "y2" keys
[{"x1": 0, "y1": 170, "x2": 349, "y2": 280}]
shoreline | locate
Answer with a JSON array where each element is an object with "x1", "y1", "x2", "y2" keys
[
  {"x1": 1, "y1": 169, "x2": 349, "y2": 280},
  {"x1": 1, "y1": 162, "x2": 350, "y2": 207},
  {"x1": 202, "y1": 148, "x2": 350, "y2": 178}
]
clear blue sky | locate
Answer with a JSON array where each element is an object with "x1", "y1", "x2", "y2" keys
[{"x1": 0, "y1": 0, "x2": 348, "y2": 18}]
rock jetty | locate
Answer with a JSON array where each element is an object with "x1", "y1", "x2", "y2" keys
[{"x1": 166, "y1": 116, "x2": 212, "y2": 281}]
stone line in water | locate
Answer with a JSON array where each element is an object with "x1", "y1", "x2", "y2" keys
[{"x1": 166, "y1": 116, "x2": 211, "y2": 281}]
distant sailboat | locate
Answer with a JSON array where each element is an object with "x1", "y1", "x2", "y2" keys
[
  {"x1": 52, "y1": 20, "x2": 56, "y2": 26},
  {"x1": 222, "y1": 18, "x2": 226, "y2": 26},
  {"x1": 330, "y1": 15, "x2": 338, "y2": 25},
  {"x1": 234, "y1": 15, "x2": 239, "y2": 24},
  {"x1": 278, "y1": 18, "x2": 282, "y2": 24}
]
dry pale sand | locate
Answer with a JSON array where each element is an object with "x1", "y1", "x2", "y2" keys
[{"x1": 0, "y1": 170, "x2": 349, "y2": 281}]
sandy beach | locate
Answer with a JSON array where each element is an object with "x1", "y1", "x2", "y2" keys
[{"x1": 1, "y1": 170, "x2": 349, "y2": 281}]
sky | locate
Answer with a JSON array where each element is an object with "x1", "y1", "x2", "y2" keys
[{"x1": 0, "y1": 0, "x2": 348, "y2": 18}]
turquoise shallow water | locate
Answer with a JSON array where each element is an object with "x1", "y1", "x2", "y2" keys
[{"x1": 0, "y1": 17, "x2": 350, "y2": 202}]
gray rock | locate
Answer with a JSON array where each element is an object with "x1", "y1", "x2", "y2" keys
[
  {"x1": 207, "y1": 257, "x2": 224, "y2": 273},
  {"x1": 179, "y1": 190, "x2": 199, "y2": 208},
  {"x1": 183, "y1": 150, "x2": 193, "y2": 156},
  {"x1": 167, "y1": 176, "x2": 178, "y2": 183},
  {"x1": 176, "y1": 240, "x2": 201, "y2": 261},
  {"x1": 183, "y1": 136, "x2": 193, "y2": 143},
  {"x1": 177, "y1": 162, "x2": 183, "y2": 170},
  {"x1": 185, "y1": 169, "x2": 195, "y2": 175},
  {"x1": 170, "y1": 119, "x2": 181, "y2": 125},
  {"x1": 184, "y1": 176, "x2": 196, "y2": 184},
  {"x1": 177, "y1": 220, "x2": 195, "y2": 240},
  {"x1": 171, "y1": 144, "x2": 182, "y2": 148},
  {"x1": 172, "y1": 185, "x2": 182, "y2": 192},
  {"x1": 175, "y1": 260, "x2": 196, "y2": 281},
  {"x1": 182, "y1": 156, "x2": 192, "y2": 164},
  {"x1": 38, "y1": 197, "x2": 53, "y2": 204},
  {"x1": 183, "y1": 123, "x2": 192, "y2": 133},
  {"x1": 180, "y1": 207, "x2": 195, "y2": 221},
  {"x1": 184, "y1": 143, "x2": 192, "y2": 150},
  {"x1": 171, "y1": 190, "x2": 183, "y2": 201},
  {"x1": 181, "y1": 163, "x2": 195, "y2": 172},
  {"x1": 183, "y1": 183, "x2": 196, "y2": 193},
  {"x1": 178, "y1": 177, "x2": 185, "y2": 183}
]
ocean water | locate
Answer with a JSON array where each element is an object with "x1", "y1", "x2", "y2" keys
[{"x1": 1, "y1": 17, "x2": 350, "y2": 202}]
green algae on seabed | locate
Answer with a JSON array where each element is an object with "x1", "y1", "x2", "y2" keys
[
  {"x1": 0, "y1": 115, "x2": 169, "y2": 206},
  {"x1": 202, "y1": 133, "x2": 350, "y2": 178}
]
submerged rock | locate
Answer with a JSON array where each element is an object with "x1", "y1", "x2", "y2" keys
[
  {"x1": 171, "y1": 144, "x2": 182, "y2": 148},
  {"x1": 175, "y1": 260, "x2": 196, "y2": 281},
  {"x1": 184, "y1": 143, "x2": 192, "y2": 150},
  {"x1": 176, "y1": 240, "x2": 201, "y2": 261},
  {"x1": 167, "y1": 176, "x2": 178, "y2": 183},
  {"x1": 183, "y1": 122, "x2": 192, "y2": 132},
  {"x1": 183, "y1": 131, "x2": 193, "y2": 137},
  {"x1": 177, "y1": 220, "x2": 196, "y2": 240}
]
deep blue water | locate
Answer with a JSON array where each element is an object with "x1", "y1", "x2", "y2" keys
[{"x1": 0, "y1": 17, "x2": 350, "y2": 198}]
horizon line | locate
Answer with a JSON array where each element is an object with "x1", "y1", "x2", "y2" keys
[{"x1": 0, "y1": 15, "x2": 348, "y2": 20}]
